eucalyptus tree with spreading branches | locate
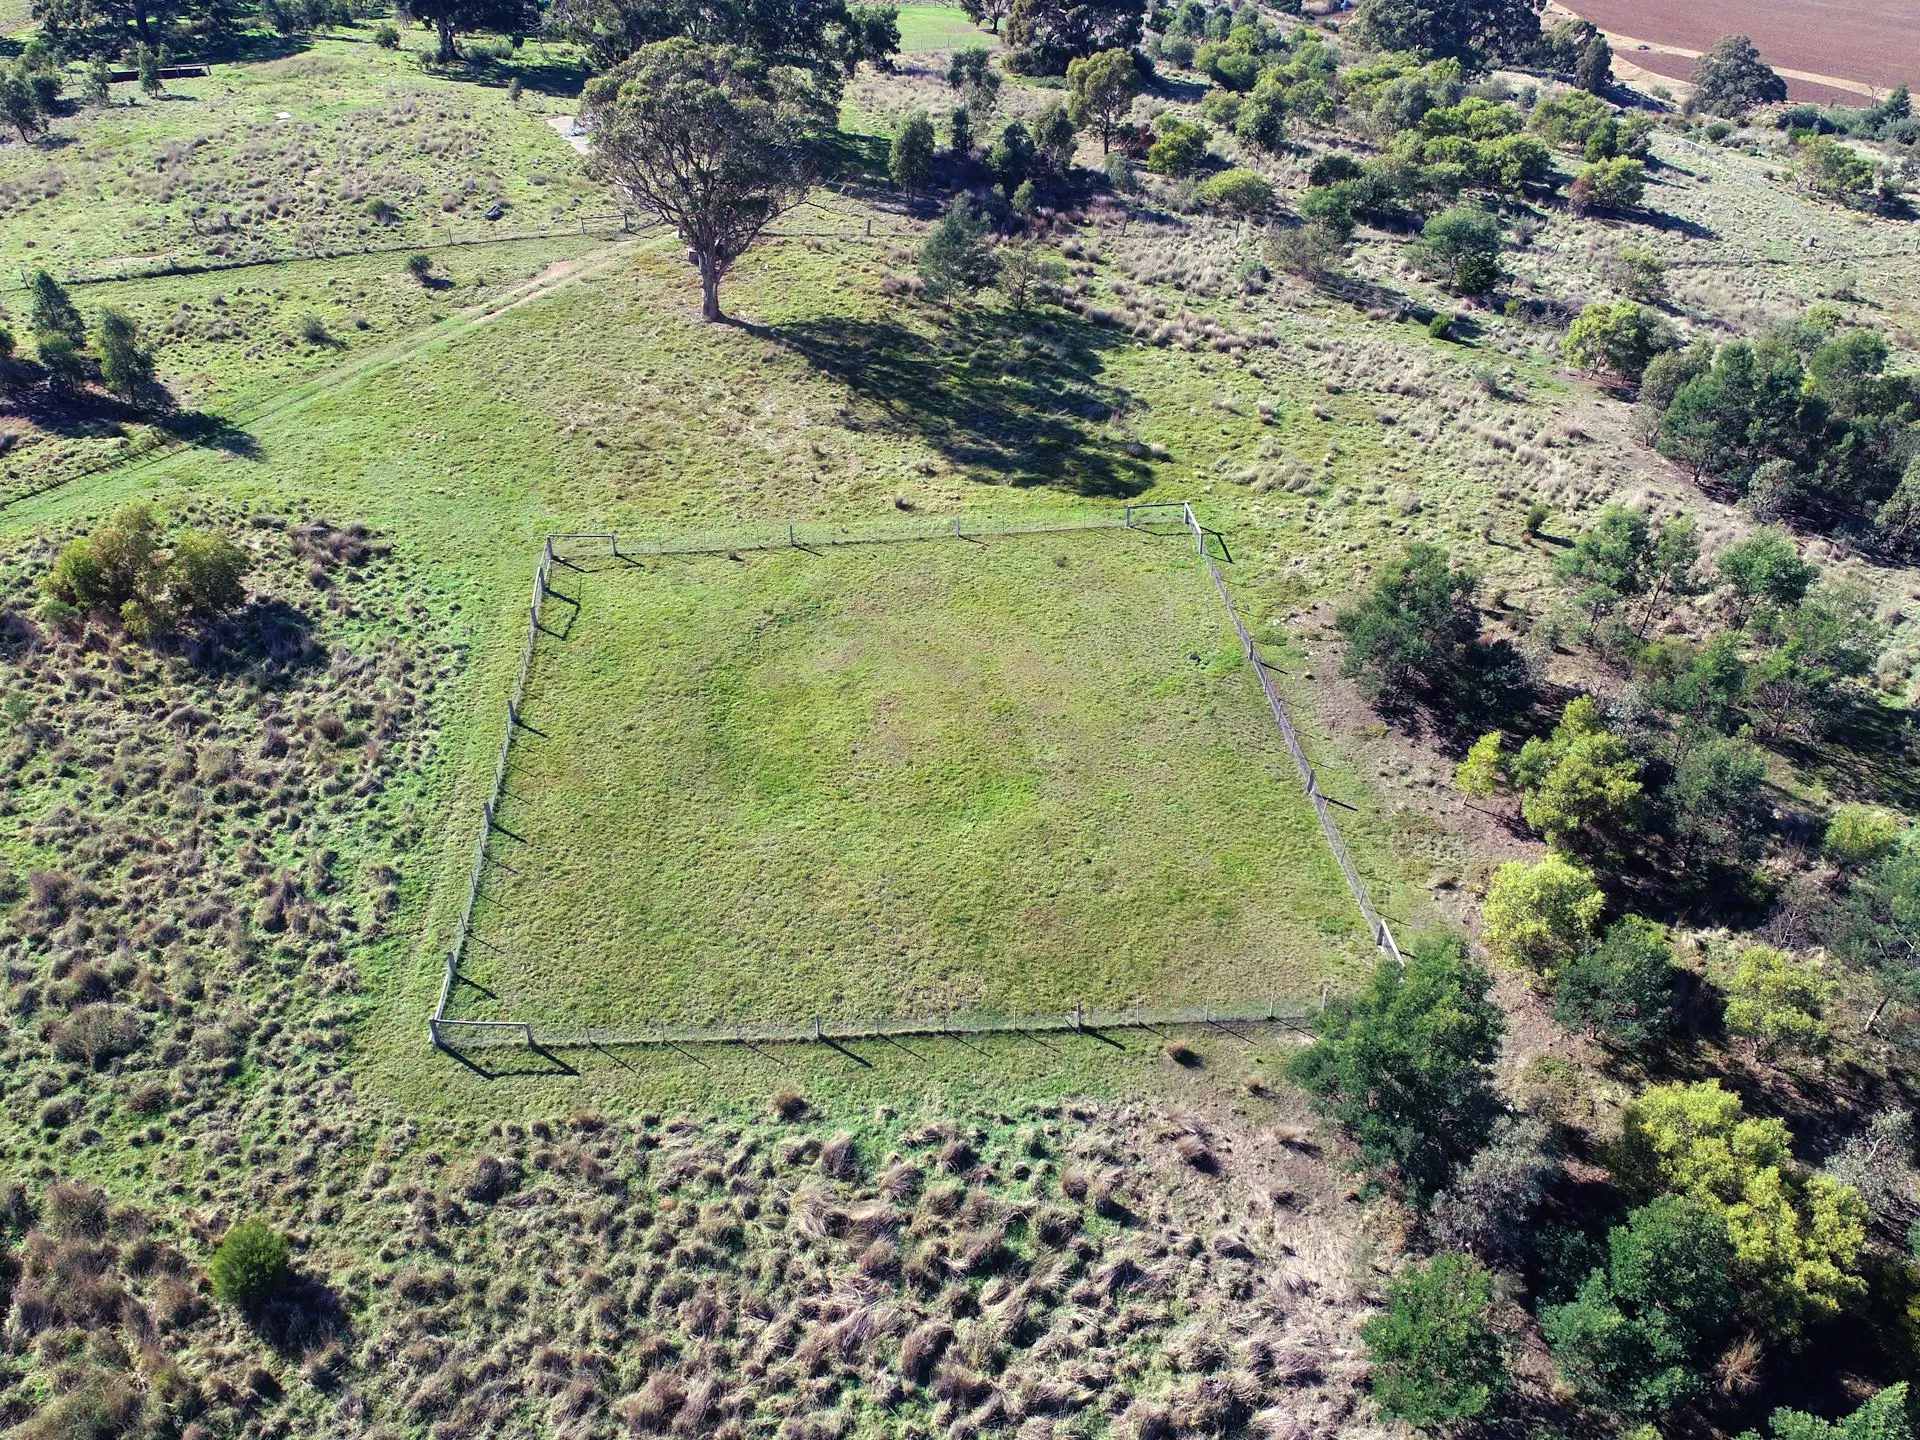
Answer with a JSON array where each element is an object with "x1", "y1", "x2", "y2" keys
[{"x1": 587, "y1": 40, "x2": 822, "y2": 322}]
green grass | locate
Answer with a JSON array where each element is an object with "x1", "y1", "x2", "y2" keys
[
  {"x1": 0, "y1": 34, "x2": 597, "y2": 274},
  {"x1": 454, "y1": 529, "x2": 1374, "y2": 1033},
  {"x1": 893, "y1": 2, "x2": 993, "y2": 53}
]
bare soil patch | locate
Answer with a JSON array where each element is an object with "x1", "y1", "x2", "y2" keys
[{"x1": 1557, "y1": 0, "x2": 1917, "y2": 99}]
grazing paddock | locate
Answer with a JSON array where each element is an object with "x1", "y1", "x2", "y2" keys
[{"x1": 445, "y1": 526, "x2": 1389, "y2": 1038}]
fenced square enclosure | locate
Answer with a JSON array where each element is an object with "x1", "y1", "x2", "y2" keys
[{"x1": 448, "y1": 527, "x2": 1374, "y2": 1036}]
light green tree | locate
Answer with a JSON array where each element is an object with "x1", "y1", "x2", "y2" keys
[
  {"x1": 1563, "y1": 301, "x2": 1675, "y2": 382},
  {"x1": 1723, "y1": 945, "x2": 1833, "y2": 1058},
  {"x1": 1615, "y1": 1080, "x2": 1867, "y2": 1337},
  {"x1": 1511, "y1": 697, "x2": 1644, "y2": 851},
  {"x1": 1454, "y1": 732, "x2": 1505, "y2": 798},
  {"x1": 1064, "y1": 46, "x2": 1138, "y2": 153},
  {"x1": 1481, "y1": 853, "x2": 1605, "y2": 974},
  {"x1": 1823, "y1": 804, "x2": 1903, "y2": 871}
]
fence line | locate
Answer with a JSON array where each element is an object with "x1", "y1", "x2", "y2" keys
[
  {"x1": 429, "y1": 502, "x2": 1397, "y2": 1052},
  {"x1": 442, "y1": 1001, "x2": 1316, "y2": 1051},
  {"x1": 429, "y1": 535, "x2": 557, "y2": 1049},
  {"x1": 11, "y1": 212, "x2": 644, "y2": 292},
  {"x1": 1173, "y1": 500, "x2": 1403, "y2": 967}
]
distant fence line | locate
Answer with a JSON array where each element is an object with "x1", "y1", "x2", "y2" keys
[
  {"x1": 429, "y1": 502, "x2": 1399, "y2": 1054},
  {"x1": 8, "y1": 212, "x2": 645, "y2": 292}
]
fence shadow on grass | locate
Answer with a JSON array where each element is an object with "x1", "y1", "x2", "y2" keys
[{"x1": 757, "y1": 310, "x2": 1153, "y2": 499}]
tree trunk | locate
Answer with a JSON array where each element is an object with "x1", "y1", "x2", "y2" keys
[
  {"x1": 135, "y1": 0, "x2": 151, "y2": 43},
  {"x1": 699, "y1": 255, "x2": 724, "y2": 322},
  {"x1": 437, "y1": 17, "x2": 456, "y2": 63}
]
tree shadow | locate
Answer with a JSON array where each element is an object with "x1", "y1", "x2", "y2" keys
[
  {"x1": 181, "y1": 597, "x2": 325, "y2": 680},
  {"x1": 460, "y1": 52, "x2": 591, "y2": 98},
  {"x1": 755, "y1": 307, "x2": 1154, "y2": 497},
  {"x1": 250, "y1": 1271, "x2": 351, "y2": 1365},
  {"x1": 157, "y1": 407, "x2": 261, "y2": 459}
]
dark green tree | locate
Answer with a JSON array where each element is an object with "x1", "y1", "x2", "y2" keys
[
  {"x1": 1690, "y1": 33, "x2": 1787, "y2": 118},
  {"x1": 1348, "y1": 0, "x2": 1545, "y2": 68},
  {"x1": 1542, "y1": 1196, "x2": 1738, "y2": 1421},
  {"x1": 1573, "y1": 30, "x2": 1611, "y2": 92},
  {"x1": 917, "y1": 194, "x2": 999, "y2": 301},
  {"x1": 1820, "y1": 837, "x2": 1920, "y2": 1029},
  {"x1": 552, "y1": 0, "x2": 890, "y2": 100},
  {"x1": 889, "y1": 111, "x2": 935, "y2": 193},
  {"x1": 1554, "y1": 915, "x2": 1681, "y2": 1048},
  {"x1": 1668, "y1": 732, "x2": 1768, "y2": 864},
  {"x1": 93, "y1": 308, "x2": 156, "y2": 404},
  {"x1": 1001, "y1": 0, "x2": 1141, "y2": 75},
  {"x1": 1361, "y1": 1253, "x2": 1510, "y2": 1428},
  {"x1": 402, "y1": 0, "x2": 537, "y2": 63},
  {"x1": 1288, "y1": 935, "x2": 1504, "y2": 1200},
  {"x1": 1336, "y1": 542, "x2": 1484, "y2": 713}
]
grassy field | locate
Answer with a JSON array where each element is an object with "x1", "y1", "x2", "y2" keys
[
  {"x1": 452, "y1": 528, "x2": 1378, "y2": 1034},
  {"x1": 894, "y1": 2, "x2": 993, "y2": 53}
]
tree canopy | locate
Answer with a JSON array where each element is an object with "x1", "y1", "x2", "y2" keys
[
  {"x1": 587, "y1": 41, "x2": 821, "y2": 322},
  {"x1": 1361, "y1": 1253, "x2": 1510, "y2": 1428},
  {"x1": 1288, "y1": 935, "x2": 1505, "y2": 1201},
  {"x1": 1690, "y1": 34, "x2": 1788, "y2": 118},
  {"x1": 1348, "y1": 0, "x2": 1545, "y2": 70}
]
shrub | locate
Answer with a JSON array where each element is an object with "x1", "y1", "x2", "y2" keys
[
  {"x1": 406, "y1": 251, "x2": 434, "y2": 281},
  {"x1": 1481, "y1": 854, "x2": 1604, "y2": 974},
  {"x1": 1360, "y1": 1253, "x2": 1508, "y2": 1428},
  {"x1": 1823, "y1": 804, "x2": 1903, "y2": 870},
  {"x1": 1288, "y1": 935, "x2": 1504, "y2": 1200},
  {"x1": 367, "y1": 197, "x2": 400, "y2": 225},
  {"x1": 1427, "y1": 313, "x2": 1452, "y2": 340},
  {"x1": 46, "y1": 503, "x2": 163, "y2": 614},
  {"x1": 210, "y1": 1219, "x2": 291, "y2": 1307},
  {"x1": 374, "y1": 19, "x2": 399, "y2": 44},
  {"x1": 1430, "y1": 1114, "x2": 1557, "y2": 1264},
  {"x1": 169, "y1": 532, "x2": 252, "y2": 618},
  {"x1": 1723, "y1": 945, "x2": 1832, "y2": 1057},
  {"x1": 1195, "y1": 166, "x2": 1272, "y2": 212}
]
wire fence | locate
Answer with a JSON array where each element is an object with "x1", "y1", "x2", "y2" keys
[
  {"x1": 429, "y1": 502, "x2": 1398, "y2": 1054},
  {"x1": 1158, "y1": 499, "x2": 1403, "y2": 966},
  {"x1": 11, "y1": 211, "x2": 644, "y2": 292}
]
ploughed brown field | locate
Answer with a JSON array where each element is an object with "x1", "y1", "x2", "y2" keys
[{"x1": 1560, "y1": 0, "x2": 1919, "y2": 101}]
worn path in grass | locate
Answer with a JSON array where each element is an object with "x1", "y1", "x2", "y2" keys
[
  {"x1": 0, "y1": 234, "x2": 649, "y2": 512},
  {"x1": 454, "y1": 533, "x2": 1372, "y2": 1035}
]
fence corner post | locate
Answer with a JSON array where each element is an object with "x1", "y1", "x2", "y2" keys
[
  {"x1": 813, "y1": 1013, "x2": 822, "y2": 1041},
  {"x1": 429, "y1": 1015, "x2": 440, "y2": 1047}
]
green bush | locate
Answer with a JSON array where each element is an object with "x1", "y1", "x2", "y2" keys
[
  {"x1": 1195, "y1": 166, "x2": 1273, "y2": 212},
  {"x1": 1427, "y1": 313, "x2": 1452, "y2": 340},
  {"x1": 1420, "y1": 205, "x2": 1501, "y2": 294},
  {"x1": 1288, "y1": 935, "x2": 1503, "y2": 1200},
  {"x1": 373, "y1": 19, "x2": 399, "y2": 45},
  {"x1": 1361, "y1": 1253, "x2": 1509, "y2": 1428},
  {"x1": 1823, "y1": 804, "x2": 1903, "y2": 870},
  {"x1": 209, "y1": 1219, "x2": 291, "y2": 1307},
  {"x1": 1554, "y1": 915, "x2": 1681, "y2": 1048},
  {"x1": 1146, "y1": 115, "x2": 1209, "y2": 176}
]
